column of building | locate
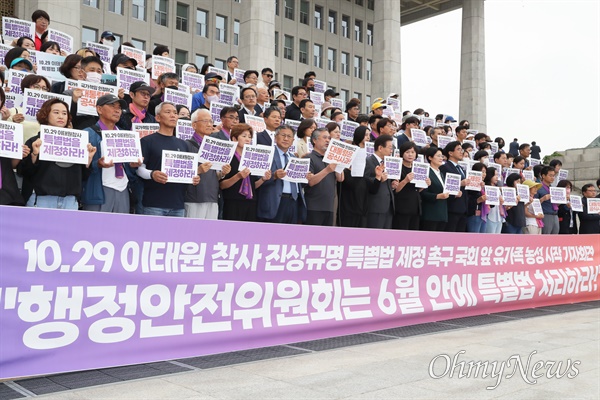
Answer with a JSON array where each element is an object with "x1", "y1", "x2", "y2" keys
[{"x1": 371, "y1": 0, "x2": 402, "y2": 105}]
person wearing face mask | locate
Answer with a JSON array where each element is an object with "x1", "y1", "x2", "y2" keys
[
  {"x1": 67, "y1": 56, "x2": 105, "y2": 130},
  {"x1": 190, "y1": 72, "x2": 222, "y2": 112},
  {"x1": 99, "y1": 31, "x2": 117, "y2": 54},
  {"x1": 147, "y1": 72, "x2": 179, "y2": 116}
]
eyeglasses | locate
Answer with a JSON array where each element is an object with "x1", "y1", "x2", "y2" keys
[
  {"x1": 278, "y1": 134, "x2": 294, "y2": 139},
  {"x1": 223, "y1": 115, "x2": 239, "y2": 120},
  {"x1": 32, "y1": 84, "x2": 49, "y2": 91}
]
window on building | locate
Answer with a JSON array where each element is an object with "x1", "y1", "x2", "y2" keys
[
  {"x1": 83, "y1": 0, "x2": 98, "y2": 8},
  {"x1": 366, "y1": 59, "x2": 372, "y2": 81},
  {"x1": 285, "y1": 0, "x2": 295, "y2": 20},
  {"x1": 365, "y1": 95, "x2": 371, "y2": 113},
  {"x1": 353, "y1": 92, "x2": 362, "y2": 102},
  {"x1": 341, "y1": 51, "x2": 349, "y2": 75},
  {"x1": 113, "y1": 34, "x2": 123, "y2": 50},
  {"x1": 132, "y1": 0, "x2": 146, "y2": 20},
  {"x1": 176, "y1": 3, "x2": 189, "y2": 32},
  {"x1": 328, "y1": 10, "x2": 337, "y2": 34},
  {"x1": 327, "y1": 48, "x2": 336, "y2": 72},
  {"x1": 355, "y1": 19, "x2": 362, "y2": 42},
  {"x1": 155, "y1": 0, "x2": 168, "y2": 26},
  {"x1": 284, "y1": 35, "x2": 294, "y2": 60},
  {"x1": 196, "y1": 9, "x2": 208, "y2": 37},
  {"x1": 234, "y1": 20, "x2": 240, "y2": 45},
  {"x1": 313, "y1": 43, "x2": 322, "y2": 68},
  {"x1": 283, "y1": 75, "x2": 293, "y2": 91},
  {"x1": 131, "y1": 38, "x2": 145, "y2": 50},
  {"x1": 340, "y1": 89, "x2": 349, "y2": 104},
  {"x1": 175, "y1": 49, "x2": 187, "y2": 75},
  {"x1": 300, "y1": 0, "x2": 309, "y2": 24},
  {"x1": 216, "y1": 15, "x2": 227, "y2": 42},
  {"x1": 214, "y1": 58, "x2": 226, "y2": 69},
  {"x1": 81, "y1": 26, "x2": 97, "y2": 48},
  {"x1": 367, "y1": 0, "x2": 374, "y2": 10},
  {"x1": 341, "y1": 15, "x2": 350, "y2": 38},
  {"x1": 196, "y1": 54, "x2": 207, "y2": 66},
  {"x1": 299, "y1": 39, "x2": 308, "y2": 64},
  {"x1": 109, "y1": 0, "x2": 123, "y2": 14},
  {"x1": 275, "y1": 0, "x2": 280, "y2": 16},
  {"x1": 367, "y1": 24, "x2": 373, "y2": 46},
  {"x1": 314, "y1": 5, "x2": 323, "y2": 29},
  {"x1": 355, "y1": 0, "x2": 363, "y2": 6},
  {"x1": 354, "y1": 56, "x2": 362, "y2": 78},
  {"x1": 275, "y1": 31, "x2": 279, "y2": 57}
]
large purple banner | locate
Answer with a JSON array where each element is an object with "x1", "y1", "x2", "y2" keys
[{"x1": 0, "y1": 206, "x2": 598, "y2": 379}]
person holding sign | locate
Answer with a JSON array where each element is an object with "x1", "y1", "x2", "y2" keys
[
  {"x1": 7, "y1": 74, "x2": 51, "y2": 143},
  {"x1": 364, "y1": 135, "x2": 395, "y2": 229},
  {"x1": 220, "y1": 123, "x2": 271, "y2": 221},
  {"x1": 392, "y1": 142, "x2": 428, "y2": 231},
  {"x1": 420, "y1": 147, "x2": 449, "y2": 231},
  {"x1": 440, "y1": 141, "x2": 468, "y2": 232},
  {"x1": 535, "y1": 166, "x2": 559, "y2": 234},
  {"x1": 340, "y1": 126, "x2": 370, "y2": 228},
  {"x1": 0, "y1": 88, "x2": 26, "y2": 205},
  {"x1": 256, "y1": 107, "x2": 282, "y2": 146},
  {"x1": 148, "y1": 73, "x2": 179, "y2": 116},
  {"x1": 579, "y1": 184, "x2": 600, "y2": 234},
  {"x1": 556, "y1": 180, "x2": 578, "y2": 234},
  {"x1": 396, "y1": 116, "x2": 420, "y2": 149},
  {"x1": 295, "y1": 119, "x2": 316, "y2": 158},
  {"x1": 523, "y1": 179, "x2": 544, "y2": 234},
  {"x1": 82, "y1": 94, "x2": 140, "y2": 214},
  {"x1": 466, "y1": 163, "x2": 488, "y2": 233},
  {"x1": 504, "y1": 173, "x2": 526, "y2": 234},
  {"x1": 305, "y1": 128, "x2": 344, "y2": 226},
  {"x1": 137, "y1": 102, "x2": 199, "y2": 217},
  {"x1": 257, "y1": 125, "x2": 305, "y2": 224},
  {"x1": 483, "y1": 167, "x2": 505, "y2": 234},
  {"x1": 185, "y1": 109, "x2": 231, "y2": 220},
  {"x1": 20, "y1": 99, "x2": 96, "y2": 209},
  {"x1": 212, "y1": 106, "x2": 238, "y2": 141}
]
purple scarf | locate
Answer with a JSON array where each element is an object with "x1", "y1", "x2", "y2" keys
[
  {"x1": 192, "y1": 133, "x2": 203, "y2": 146},
  {"x1": 98, "y1": 120, "x2": 124, "y2": 178},
  {"x1": 234, "y1": 151, "x2": 253, "y2": 200},
  {"x1": 129, "y1": 103, "x2": 146, "y2": 124}
]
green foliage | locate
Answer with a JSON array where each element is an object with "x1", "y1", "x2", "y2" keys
[{"x1": 543, "y1": 151, "x2": 562, "y2": 165}]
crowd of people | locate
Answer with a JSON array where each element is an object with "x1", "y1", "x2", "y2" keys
[{"x1": 1, "y1": 10, "x2": 599, "y2": 235}]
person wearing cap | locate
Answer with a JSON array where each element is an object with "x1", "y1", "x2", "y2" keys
[
  {"x1": 534, "y1": 166, "x2": 559, "y2": 234},
  {"x1": 523, "y1": 179, "x2": 544, "y2": 234},
  {"x1": 110, "y1": 53, "x2": 138, "y2": 74},
  {"x1": 82, "y1": 94, "x2": 141, "y2": 213},
  {"x1": 285, "y1": 86, "x2": 308, "y2": 121},
  {"x1": 99, "y1": 31, "x2": 117, "y2": 54},
  {"x1": 117, "y1": 81, "x2": 156, "y2": 130},
  {"x1": 324, "y1": 89, "x2": 339, "y2": 103},
  {"x1": 147, "y1": 72, "x2": 179, "y2": 116},
  {"x1": 137, "y1": 101, "x2": 200, "y2": 217},
  {"x1": 371, "y1": 102, "x2": 386, "y2": 117},
  {"x1": 257, "y1": 68, "x2": 274, "y2": 90},
  {"x1": 191, "y1": 73, "x2": 222, "y2": 111}
]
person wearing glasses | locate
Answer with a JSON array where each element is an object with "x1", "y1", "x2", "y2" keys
[
  {"x1": 257, "y1": 125, "x2": 306, "y2": 224},
  {"x1": 212, "y1": 106, "x2": 239, "y2": 141},
  {"x1": 257, "y1": 68, "x2": 274, "y2": 90},
  {"x1": 579, "y1": 184, "x2": 600, "y2": 234},
  {"x1": 117, "y1": 81, "x2": 156, "y2": 130},
  {"x1": 184, "y1": 109, "x2": 232, "y2": 220},
  {"x1": 7, "y1": 75, "x2": 51, "y2": 143},
  {"x1": 238, "y1": 87, "x2": 263, "y2": 122}
]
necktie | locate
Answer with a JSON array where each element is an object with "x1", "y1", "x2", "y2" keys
[
  {"x1": 456, "y1": 163, "x2": 465, "y2": 179},
  {"x1": 284, "y1": 152, "x2": 298, "y2": 200}
]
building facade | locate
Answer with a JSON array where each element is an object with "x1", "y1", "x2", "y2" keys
[{"x1": 9, "y1": 0, "x2": 486, "y2": 127}]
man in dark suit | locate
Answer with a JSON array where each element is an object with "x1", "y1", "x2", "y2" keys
[
  {"x1": 238, "y1": 87, "x2": 263, "y2": 122},
  {"x1": 579, "y1": 184, "x2": 600, "y2": 234},
  {"x1": 364, "y1": 135, "x2": 395, "y2": 229},
  {"x1": 211, "y1": 106, "x2": 239, "y2": 141},
  {"x1": 285, "y1": 86, "x2": 308, "y2": 121},
  {"x1": 256, "y1": 107, "x2": 282, "y2": 146},
  {"x1": 441, "y1": 141, "x2": 468, "y2": 232},
  {"x1": 257, "y1": 125, "x2": 306, "y2": 223}
]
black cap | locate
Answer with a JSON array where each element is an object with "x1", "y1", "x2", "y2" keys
[
  {"x1": 205, "y1": 72, "x2": 222, "y2": 81},
  {"x1": 129, "y1": 81, "x2": 153, "y2": 94},
  {"x1": 96, "y1": 94, "x2": 127, "y2": 109},
  {"x1": 101, "y1": 31, "x2": 116, "y2": 40},
  {"x1": 110, "y1": 53, "x2": 138, "y2": 73}
]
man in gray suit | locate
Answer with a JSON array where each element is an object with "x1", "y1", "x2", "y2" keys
[
  {"x1": 211, "y1": 106, "x2": 239, "y2": 141},
  {"x1": 365, "y1": 134, "x2": 396, "y2": 229}
]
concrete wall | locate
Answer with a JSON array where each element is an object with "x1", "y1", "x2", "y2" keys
[{"x1": 555, "y1": 147, "x2": 600, "y2": 193}]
